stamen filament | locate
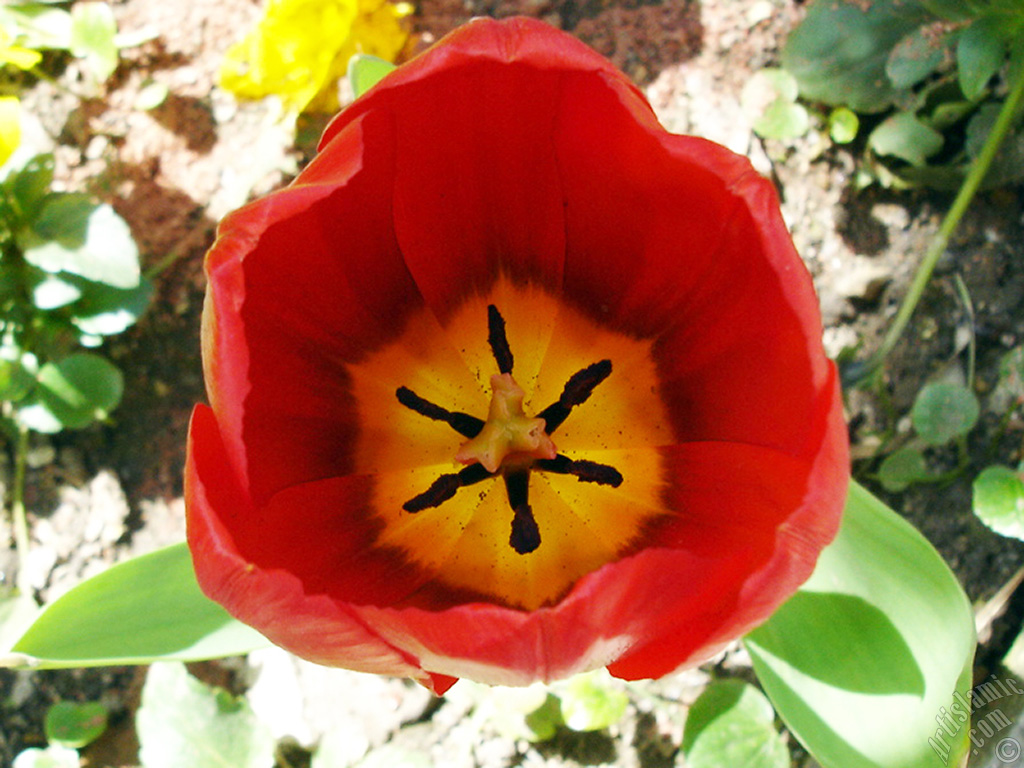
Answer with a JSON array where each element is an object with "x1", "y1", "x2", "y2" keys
[
  {"x1": 403, "y1": 464, "x2": 491, "y2": 512},
  {"x1": 537, "y1": 359, "x2": 612, "y2": 433},
  {"x1": 504, "y1": 469, "x2": 540, "y2": 554},
  {"x1": 487, "y1": 304, "x2": 514, "y2": 374},
  {"x1": 536, "y1": 455, "x2": 623, "y2": 486},
  {"x1": 396, "y1": 386, "x2": 484, "y2": 438}
]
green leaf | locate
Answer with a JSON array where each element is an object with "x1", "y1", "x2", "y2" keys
[
  {"x1": 32, "y1": 276, "x2": 82, "y2": 310},
  {"x1": 741, "y1": 69, "x2": 809, "y2": 140},
  {"x1": 136, "y1": 662, "x2": 275, "y2": 768},
  {"x1": 887, "y1": 25, "x2": 952, "y2": 89},
  {"x1": 348, "y1": 54, "x2": 396, "y2": 99},
  {"x1": 918, "y1": 0, "x2": 978, "y2": 21},
  {"x1": 7, "y1": 154, "x2": 55, "y2": 222},
  {"x1": 69, "y1": 1, "x2": 119, "y2": 83},
  {"x1": 523, "y1": 694, "x2": 563, "y2": 742},
  {"x1": 878, "y1": 446, "x2": 929, "y2": 492},
  {"x1": 911, "y1": 380, "x2": 980, "y2": 445},
  {"x1": 0, "y1": 592, "x2": 41, "y2": 656},
  {"x1": 22, "y1": 196, "x2": 140, "y2": 289},
  {"x1": 682, "y1": 680, "x2": 789, "y2": 768},
  {"x1": 45, "y1": 701, "x2": 108, "y2": 749},
  {"x1": 559, "y1": 671, "x2": 628, "y2": 732},
  {"x1": 958, "y1": 17, "x2": 1009, "y2": 100},
  {"x1": 828, "y1": 107, "x2": 860, "y2": 143},
  {"x1": 965, "y1": 103, "x2": 1024, "y2": 187},
  {"x1": 482, "y1": 684, "x2": 557, "y2": 742},
  {"x1": 0, "y1": 5, "x2": 73, "y2": 50},
  {"x1": 134, "y1": 79, "x2": 169, "y2": 111},
  {"x1": 973, "y1": 465, "x2": 1024, "y2": 540},
  {"x1": 781, "y1": 0, "x2": 932, "y2": 112},
  {"x1": 7, "y1": 543, "x2": 269, "y2": 668},
  {"x1": 69, "y1": 276, "x2": 153, "y2": 337},
  {"x1": 31, "y1": 352, "x2": 123, "y2": 430},
  {"x1": 868, "y1": 111, "x2": 945, "y2": 166},
  {"x1": 745, "y1": 481, "x2": 975, "y2": 768},
  {"x1": 0, "y1": 354, "x2": 35, "y2": 402}
]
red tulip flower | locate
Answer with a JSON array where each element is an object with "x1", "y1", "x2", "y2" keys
[{"x1": 185, "y1": 16, "x2": 849, "y2": 695}]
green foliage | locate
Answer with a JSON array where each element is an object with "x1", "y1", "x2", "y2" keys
[
  {"x1": 873, "y1": 379, "x2": 979, "y2": 492},
  {"x1": 973, "y1": 464, "x2": 1024, "y2": 539},
  {"x1": 782, "y1": 0, "x2": 1024, "y2": 188},
  {"x1": 0, "y1": 0, "x2": 125, "y2": 84},
  {"x1": 877, "y1": 445, "x2": 930, "y2": 492},
  {"x1": 911, "y1": 380, "x2": 980, "y2": 445},
  {"x1": 44, "y1": 701, "x2": 108, "y2": 749},
  {"x1": 828, "y1": 107, "x2": 859, "y2": 143},
  {"x1": 349, "y1": 54, "x2": 397, "y2": 99},
  {"x1": 558, "y1": 671, "x2": 629, "y2": 732},
  {"x1": 6, "y1": 543, "x2": 268, "y2": 668},
  {"x1": 136, "y1": 662, "x2": 275, "y2": 768},
  {"x1": 0, "y1": 153, "x2": 149, "y2": 435},
  {"x1": 745, "y1": 481, "x2": 976, "y2": 768},
  {"x1": 478, "y1": 670, "x2": 628, "y2": 744},
  {"x1": 682, "y1": 680, "x2": 789, "y2": 768},
  {"x1": 741, "y1": 68, "x2": 810, "y2": 140}
]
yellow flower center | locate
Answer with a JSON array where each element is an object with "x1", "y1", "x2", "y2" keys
[{"x1": 346, "y1": 279, "x2": 674, "y2": 609}]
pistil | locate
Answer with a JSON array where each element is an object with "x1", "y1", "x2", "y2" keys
[
  {"x1": 454, "y1": 373, "x2": 556, "y2": 473},
  {"x1": 395, "y1": 304, "x2": 624, "y2": 555}
]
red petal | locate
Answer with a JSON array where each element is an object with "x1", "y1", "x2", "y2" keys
[
  {"x1": 203, "y1": 109, "x2": 426, "y2": 504},
  {"x1": 185, "y1": 404, "x2": 443, "y2": 684}
]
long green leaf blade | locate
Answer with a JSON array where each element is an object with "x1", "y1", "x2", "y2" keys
[
  {"x1": 5, "y1": 543, "x2": 268, "y2": 668},
  {"x1": 745, "y1": 481, "x2": 975, "y2": 768}
]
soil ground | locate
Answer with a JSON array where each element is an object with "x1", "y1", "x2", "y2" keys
[{"x1": 2, "y1": 0, "x2": 1024, "y2": 765}]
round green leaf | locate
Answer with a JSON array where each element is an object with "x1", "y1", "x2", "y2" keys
[
  {"x1": 887, "y1": 25, "x2": 951, "y2": 89},
  {"x1": 22, "y1": 196, "x2": 140, "y2": 289},
  {"x1": 523, "y1": 693, "x2": 563, "y2": 742},
  {"x1": 69, "y1": 1, "x2": 119, "y2": 83},
  {"x1": 745, "y1": 481, "x2": 975, "y2": 768},
  {"x1": 828, "y1": 107, "x2": 859, "y2": 144},
  {"x1": 559, "y1": 671, "x2": 628, "y2": 732},
  {"x1": 878, "y1": 446, "x2": 929, "y2": 492},
  {"x1": 7, "y1": 154, "x2": 55, "y2": 221},
  {"x1": 134, "y1": 79, "x2": 169, "y2": 111},
  {"x1": 0, "y1": 354, "x2": 35, "y2": 402},
  {"x1": 973, "y1": 465, "x2": 1024, "y2": 540},
  {"x1": 31, "y1": 353, "x2": 123, "y2": 429},
  {"x1": 45, "y1": 701, "x2": 108, "y2": 749},
  {"x1": 32, "y1": 276, "x2": 82, "y2": 310},
  {"x1": 965, "y1": 104, "x2": 1024, "y2": 187},
  {"x1": 958, "y1": 17, "x2": 1009, "y2": 101},
  {"x1": 70, "y1": 276, "x2": 153, "y2": 337},
  {"x1": 137, "y1": 662, "x2": 275, "y2": 768},
  {"x1": 911, "y1": 381, "x2": 980, "y2": 445},
  {"x1": 348, "y1": 54, "x2": 396, "y2": 99},
  {"x1": 742, "y1": 69, "x2": 809, "y2": 140},
  {"x1": 781, "y1": 0, "x2": 932, "y2": 112},
  {"x1": 868, "y1": 111, "x2": 944, "y2": 166},
  {"x1": 682, "y1": 680, "x2": 789, "y2": 768}
]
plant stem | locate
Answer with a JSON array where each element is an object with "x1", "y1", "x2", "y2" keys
[
  {"x1": 10, "y1": 424, "x2": 31, "y2": 595},
  {"x1": 849, "y1": 68, "x2": 1024, "y2": 384}
]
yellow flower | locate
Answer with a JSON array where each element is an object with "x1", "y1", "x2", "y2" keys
[
  {"x1": 219, "y1": 0, "x2": 411, "y2": 113},
  {"x1": 0, "y1": 96, "x2": 21, "y2": 168}
]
